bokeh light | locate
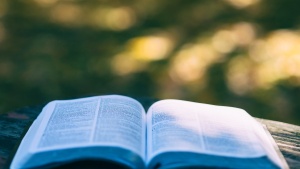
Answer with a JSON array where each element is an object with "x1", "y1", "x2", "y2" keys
[
  {"x1": 0, "y1": 0, "x2": 7, "y2": 18},
  {"x1": 170, "y1": 42, "x2": 222, "y2": 84},
  {"x1": 252, "y1": 30, "x2": 300, "y2": 87},
  {"x1": 111, "y1": 32, "x2": 175, "y2": 75},
  {"x1": 50, "y1": 3, "x2": 83, "y2": 26},
  {"x1": 1, "y1": 0, "x2": 300, "y2": 125},
  {"x1": 227, "y1": 29, "x2": 300, "y2": 95},
  {"x1": 88, "y1": 6, "x2": 136, "y2": 31},
  {"x1": 34, "y1": 0, "x2": 58, "y2": 7},
  {"x1": 223, "y1": 0, "x2": 260, "y2": 8}
]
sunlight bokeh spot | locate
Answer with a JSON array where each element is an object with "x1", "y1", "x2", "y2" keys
[
  {"x1": 88, "y1": 7, "x2": 107, "y2": 28},
  {"x1": 248, "y1": 40, "x2": 267, "y2": 62},
  {"x1": 0, "y1": 0, "x2": 7, "y2": 17},
  {"x1": 106, "y1": 7, "x2": 136, "y2": 31},
  {"x1": 127, "y1": 35, "x2": 174, "y2": 61},
  {"x1": 34, "y1": 0, "x2": 58, "y2": 7},
  {"x1": 111, "y1": 53, "x2": 146, "y2": 75},
  {"x1": 223, "y1": 0, "x2": 260, "y2": 8},
  {"x1": 232, "y1": 22, "x2": 256, "y2": 46},
  {"x1": 89, "y1": 7, "x2": 136, "y2": 31},
  {"x1": 170, "y1": 43, "x2": 221, "y2": 83},
  {"x1": 212, "y1": 22, "x2": 256, "y2": 53},
  {"x1": 212, "y1": 30, "x2": 237, "y2": 53},
  {"x1": 226, "y1": 56, "x2": 254, "y2": 95},
  {"x1": 227, "y1": 29, "x2": 300, "y2": 93},
  {"x1": 111, "y1": 33, "x2": 174, "y2": 75},
  {"x1": 252, "y1": 30, "x2": 300, "y2": 88},
  {"x1": 51, "y1": 3, "x2": 82, "y2": 26}
]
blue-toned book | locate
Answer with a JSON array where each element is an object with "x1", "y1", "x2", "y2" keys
[{"x1": 10, "y1": 95, "x2": 288, "y2": 169}]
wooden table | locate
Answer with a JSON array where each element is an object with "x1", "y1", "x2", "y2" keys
[{"x1": 0, "y1": 102, "x2": 300, "y2": 169}]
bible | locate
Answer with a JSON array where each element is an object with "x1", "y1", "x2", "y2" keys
[{"x1": 10, "y1": 95, "x2": 288, "y2": 169}]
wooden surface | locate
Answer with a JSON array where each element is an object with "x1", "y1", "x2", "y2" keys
[
  {"x1": 0, "y1": 103, "x2": 300, "y2": 169},
  {"x1": 256, "y1": 119, "x2": 300, "y2": 169}
]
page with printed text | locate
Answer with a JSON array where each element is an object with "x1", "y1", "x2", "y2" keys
[
  {"x1": 11, "y1": 95, "x2": 146, "y2": 169},
  {"x1": 146, "y1": 100, "x2": 283, "y2": 169}
]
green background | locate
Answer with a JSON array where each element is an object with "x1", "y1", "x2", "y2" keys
[{"x1": 1, "y1": 0, "x2": 300, "y2": 125}]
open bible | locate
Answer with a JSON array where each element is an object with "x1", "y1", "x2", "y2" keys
[{"x1": 10, "y1": 95, "x2": 288, "y2": 169}]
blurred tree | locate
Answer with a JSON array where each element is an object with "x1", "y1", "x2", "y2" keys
[{"x1": 0, "y1": 0, "x2": 300, "y2": 125}]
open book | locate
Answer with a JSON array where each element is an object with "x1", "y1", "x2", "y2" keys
[{"x1": 10, "y1": 95, "x2": 288, "y2": 169}]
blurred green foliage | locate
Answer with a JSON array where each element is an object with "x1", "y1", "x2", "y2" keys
[{"x1": 1, "y1": 0, "x2": 300, "y2": 125}]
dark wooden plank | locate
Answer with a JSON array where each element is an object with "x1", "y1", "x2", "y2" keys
[
  {"x1": 257, "y1": 119, "x2": 300, "y2": 169},
  {"x1": 0, "y1": 104, "x2": 299, "y2": 169},
  {"x1": 0, "y1": 105, "x2": 43, "y2": 169}
]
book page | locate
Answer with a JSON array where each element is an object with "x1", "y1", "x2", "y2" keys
[
  {"x1": 92, "y1": 95, "x2": 146, "y2": 158},
  {"x1": 146, "y1": 100, "x2": 268, "y2": 163},
  {"x1": 11, "y1": 95, "x2": 146, "y2": 169},
  {"x1": 34, "y1": 95, "x2": 146, "y2": 156},
  {"x1": 37, "y1": 97, "x2": 100, "y2": 148}
]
